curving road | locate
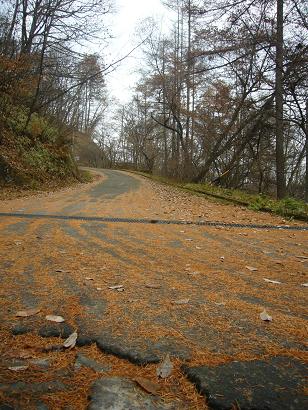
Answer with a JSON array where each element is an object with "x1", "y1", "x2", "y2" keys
[{"x1": 0, "y1": 169, "x2": 307, "y2": 409}]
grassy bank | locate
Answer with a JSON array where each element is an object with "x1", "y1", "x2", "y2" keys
[
  {"x1": 129, "y1": 171, "x2": 308, "y2": 222},
  {"x1": 0, "y1": 101, "x2": 86, "y2": 192}
]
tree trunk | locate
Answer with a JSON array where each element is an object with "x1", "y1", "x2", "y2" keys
[
  {"x1": 275, "y1": 0, "x2": 286, "y2": 198},
  {"x1": 305, "y1": 99, "x2": 308, "y2": 202}
]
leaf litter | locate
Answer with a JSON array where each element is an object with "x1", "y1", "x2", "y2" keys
[
  {"x1": 260, "y1": 309, "x2": 272, "y2": 322},
  {"x1": 108, "y1": 285, "x2": 125, "y2": 292},
  {"x1": 63, "y1": 331, "x2": 78, "y2": 349},
  {"x1": 172, "y1": 299, "x2": 190, "y2": 305},
  {"x1": 156, "y1": 354, "x2": 173, "y2": 378},
  {"x1": 246, "y1": 266, "x2": 258, "y2": 272},
  {"x1": 145, "y1": 284, "x2": 161, "y2": 289},
  {"x1": 134, "y1": 377, "x2": 160, "y2": 395},
  {"x1": 263, "y1": 278, "x2": 282, "y2": 284},
  {"x1": 8, "y1": 365, "x2": 29, "y2": 371},
  {"x1": 16, "y1": 308, "x2": 41, "y2": 317},
  {"x1": 45, "y1": 315, "x2": 65, "y2": 323}
]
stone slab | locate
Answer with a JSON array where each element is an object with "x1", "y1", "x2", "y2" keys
[
  {"x1": 75, "y1": 353, "x2": 110, "y2": 373},
  {"x1": 183, "y1": 356, "x2": 307, "y2": 410},
  {"x1": 88, "y1": 377, "x2": 176, "y2": 410}
]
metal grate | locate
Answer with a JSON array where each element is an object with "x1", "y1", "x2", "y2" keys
[{"x1": 0, "y1": 212, "x2": 307, "y2": 231}]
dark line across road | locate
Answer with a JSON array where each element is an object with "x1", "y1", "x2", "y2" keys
[{"x1": 0, "y1": 212, "x2": 307, "y2": 231}]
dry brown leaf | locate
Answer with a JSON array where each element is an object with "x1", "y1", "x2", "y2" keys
[
  {"x1": 16, "y1": 308, "x2": 41, "y2": 317},
  {"x1": 263, "y1": 278, "x2": 282, "y2": 284},
  {"x1": 18, "y1": 351, "x2": 35, "y2": 359},
  {"x1": 188, "y1": 271, "x2": 199, "y2": 276},
  {"x1": 8, "y1": 365, "x2": 29, "y2": 371},
  {"x1": 46, "y1": 315, "x2": 65, "y2": 323},
  {"x1": 63, "y1": 331, "x2": 78, "y2": 348},
  {"x1": 173, "y1": 299, "x2": 190, "y2": 305},
  {"x1": 134, "y1": 377, "x2": 160, "y2": 395},
  {"x1": 108, "y1": 285, "x2": 124, "y2": 290},
  {"x1": 246, "y1": 266, "x2": 258, "y2": 272},
  {"x1": 301, "y1": 283, "x2": 308, "y2": 287},
  {"x1": 156, "y1": 354, "x2": 173, "y2": 378},
  {"x1": 260, "y1": 309, "x2": 272, "y2": 322},
  {"x1": 145, "y1": 284, "x2": 161, "y2": 289},
  {"x1": 5, "y1": 349, "x2": 34, "y2": 359}
]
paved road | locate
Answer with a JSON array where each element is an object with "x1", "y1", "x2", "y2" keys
[{"x1": 0, "y1": 170, "x2": 307, "y2": 409}]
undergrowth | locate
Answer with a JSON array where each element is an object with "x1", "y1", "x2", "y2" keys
[
  {"x1": 130, "y1": 171, "x2": 308, "y2": 221},
  {"x1": 0, "y1": 100, "x2": 80, "y2": 187}
]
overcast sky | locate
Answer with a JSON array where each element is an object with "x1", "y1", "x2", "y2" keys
[{"x1": 106, "y1": 0, "x2": 171, "y2": 104}]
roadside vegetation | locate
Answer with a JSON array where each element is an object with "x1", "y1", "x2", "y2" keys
[
  {"x1": 0, "y1": 0, "x2": 111, "y2": 191},
  {"x1": 132, "y1": 171, "x2": 308, "y2": 221}
]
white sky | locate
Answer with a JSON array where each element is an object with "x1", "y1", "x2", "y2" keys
[{"x1": 105, "y1": 0, "x2": 171, "y2": 104}]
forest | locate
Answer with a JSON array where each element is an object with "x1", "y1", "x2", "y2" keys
[
  {"x1": 0, "y1": 0, "x2": 110, "y2": 185},
  {"x1": 0, "y1": 0, "x2": 307, "y2": 200}
]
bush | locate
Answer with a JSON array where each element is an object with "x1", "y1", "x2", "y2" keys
[
  {"x1": 22, "y1": 143, "x2": 73, "y2": 179},
  {"x1": 27, "y1": 113, "x2": 58, "y2": 143},
  {"x1": 248, "y1": 194, "x2": 271, "y2": 211},
  {"x1": 273, "y1": 197, "x2": 307, "y2": 216}
]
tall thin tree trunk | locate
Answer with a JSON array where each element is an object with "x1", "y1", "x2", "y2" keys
[
  {"x1": 185, "y1": 0, "x2": 191, "y2": 158},
  {"x1": 305, "y1": 99, "x2": 308, "y2": 202},
  {"x1": 275, "y1": 0, "x2": 286, "y2": 198}
]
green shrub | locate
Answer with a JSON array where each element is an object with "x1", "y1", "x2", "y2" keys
[
  {"x1": 26, "y1": 113, "x2": 58, "y2": 143},
  {"x1": 273, "y1": 197, "x2": 307, "y2": 216},
  {"x1": 22, "y1": 143, "x2": 73, "y2": 179},
  {"x1": 6, "y1": 105, "x2": 29, "y2": 134}
]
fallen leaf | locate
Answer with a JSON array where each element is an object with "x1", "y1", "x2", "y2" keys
[
  {"x1": 195, "y1": 246, "x2": 202, "y2": 250},
  {"x1": 301, "y1": 283, "x2": 308, "y2": 287},
  {"x1": 8, "y1": 366, "x2": 29, "y2": 371},
  {"x1": 96, "y1": 287, "x2": 102, "y2": 291},
  {"x1": 172, "y1": 298, "x2": 190, "y2": 305},
  {"x1": 5, "y1": 349, "x2": 34, "y2": 359},
  {"x1": 18, "y1": 351, "x2": 35, "y2": 359},
  {"x1": 134, "y1": 377, "x2": 160, "y2": 395},
  {"x1": 16, "y1": 308, "x2": 41, "y2": 317},
  {"x1": 156, "y1": 354, "x2": 173, "y2": 378},
  {"x1": 42, "y1": 345, "x2": 65, "y2": 353},
  {"x1": 145, "y1": 284, "x2": 161, "y2": 289},
  {"x1": 260, "y1": 309, "x2": 272, "y2": 322},
  {"x1": 263, "y1": 278, "x2": 282, "y2": 284},
  {"x1": 188, "y1": 271, "x2": 199, "y2": 276},
  {"x1": 246, "y1": 266, "x2": 258, "y2": 272},
  {"x1": 108, "y1": 285, "x2": 124, "y2": 290},
  {"x1": 45, "y1": 315, "x2": 65, "y2": 323},
  {"x1": 295, "y1": 255, "x2": 308, "y2": 260},
  {"x1": 85, "y1": 277, "x2": 94, "y2": 281},
  {"x1": 63, "y1": 331, "x2": 78, "y2": 349}
]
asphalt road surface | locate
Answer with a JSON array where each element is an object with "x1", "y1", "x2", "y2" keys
[{"x1": 0, "y1": 169, "x2": 307, "y2": 409}]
